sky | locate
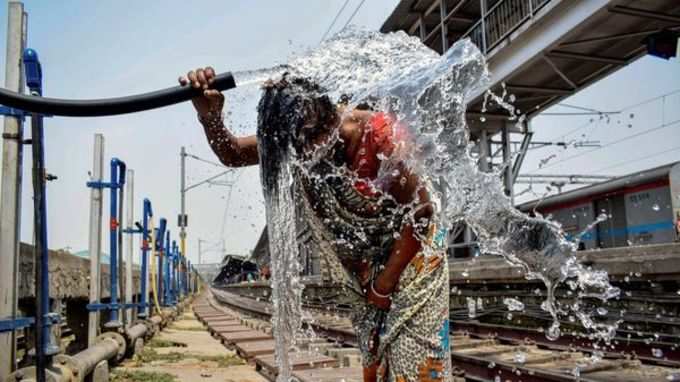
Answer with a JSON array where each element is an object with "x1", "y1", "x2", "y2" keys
[{"x1": 0, "y1": 1, "x2": 678, "y2": 265}]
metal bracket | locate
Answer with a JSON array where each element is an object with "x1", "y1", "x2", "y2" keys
[
  {"x1": 2, "y1": 132, "x2": 22, "y2": 140},
  {"x1": 86, "y1": 303, "x2": 107, "y2": 312},
  {"x1": 86, "y1": 180, "x2": 116, "y2": 189},
  {"x1": 0, "y1": 316, "x2": 35, "y2": 332},
  {"x1": 86, "y1": 302, "x2": 121, "y2": 312},
  {"x1": 0, "y1": 105, "x2": 52, "y2": 120},
  {"x1": 0, "y1": 105, "x2": 27, "y2": 120},
  {"x1": 45, "y1": 312, "x2": 61, "y2": 325}
]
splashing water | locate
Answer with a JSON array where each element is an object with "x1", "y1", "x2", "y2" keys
[
  {"x1": 240, "y1": 27, "x2": 621, "y2": 379},
  {"x1": 504, "y1": 298, "x2": 525, "y2": 312}
]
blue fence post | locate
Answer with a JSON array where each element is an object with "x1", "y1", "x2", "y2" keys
[
  {"x1": 185, "y1": 260, "x2": 190, "y2": 296},
  {"x1": 105, "y1": 158, "x2": 126, "y2": 329},
  {"x1": 23, "y1": 48, "x2": 60, "y2": 376},
  {"x1": 164, "y1": 230, "x2": 171, "y2": 306},
  {"x1": 172, "y1": 240, "x2": 179, "y2": 303},
  {"x1": 139, "y1": 199, "x2": 153, "y2": 318},
  {"x1": 156, "y1": 218, "x2": 167, "y2": 308}
]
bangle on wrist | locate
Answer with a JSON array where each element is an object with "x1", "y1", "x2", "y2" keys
[{"x1": 371, "y1": 280, "x2": 391, "y2": 299}]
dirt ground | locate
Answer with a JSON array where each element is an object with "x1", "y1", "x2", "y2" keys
[{"x1": 112, "y1": 309, "x2": 266, "y2": 382}]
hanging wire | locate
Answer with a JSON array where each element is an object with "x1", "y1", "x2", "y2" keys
[
  {"x1": 320, "y1": 0, "x2": 351, "y2": 43},
  {"x1": 341, "y1": 0, "x2": 367, "y2": 30},
  {"x1": 527, "y1": 89, "x2": 680, "y2": 174},
  {"x1": 591, "y1": 144, "x2": 680, "y2": 174},
  {"x1": 530, "y1": 118, "x2": 680, "y2": 173}
]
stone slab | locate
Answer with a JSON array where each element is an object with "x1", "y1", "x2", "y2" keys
[
  {"x1": 235, "y1": 339, "x2": 277, "y2": 360},
  {"x1": 292, "y1": 367, "x2": 363, "y2": 382},
  {"x1": 220, "y1": 330, "x2": 274, "y2": 345}
]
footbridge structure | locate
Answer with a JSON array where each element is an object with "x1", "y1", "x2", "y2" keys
[{"x1": 382, "y1": 0, "x2": 680, "y2": 194}]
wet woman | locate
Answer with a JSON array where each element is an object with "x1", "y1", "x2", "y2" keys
[{"x1": 180, "y1": 67, "x2": 451, "y2": 382}]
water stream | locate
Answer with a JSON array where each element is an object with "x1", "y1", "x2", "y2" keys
[{"x1": 231, "y1": 28, "x2": 620, "y2": 380}]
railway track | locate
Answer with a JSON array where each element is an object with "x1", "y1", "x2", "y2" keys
[{"x1": 197, "y1": 287, "x2": 680, "y2": 382}]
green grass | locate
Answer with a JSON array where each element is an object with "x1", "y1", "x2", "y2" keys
[
  {"x1": 147, "y1": 338, "x2": 187, "y2": 348},
  {"x1": 166, "y1": 324, "x2": 206, "y2": 331},
  {"x1": 134, "y1": 348, "x2": 244, "y2": 368},
  {"x1": 111, "y1": 370, "x2": 176, "y2": 382}
]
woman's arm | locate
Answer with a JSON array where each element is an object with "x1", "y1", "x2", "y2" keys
[
  {"x1": 199, "y1": 112, "x2": 259, "y2": 167},
  {"x1": 181, "y1": 67, "x2": 259, "y2": 167},
  {"x1": 367, "y1": 170, "x2": 433, "y2": 309}
]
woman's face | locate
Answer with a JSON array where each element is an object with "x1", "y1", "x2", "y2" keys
[
  {"x1": 260, "y1": 76, "x2": 339, "y2": 157},
  {"x1": 298, "y1": 107, "x2": 339, "y2": 156},
  {"x1": 295, "y1": 96, "x2": 342, "y2": 157}
]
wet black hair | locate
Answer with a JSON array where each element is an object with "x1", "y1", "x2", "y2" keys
[
  {"x1": 256, "y1": 75, "x2": 336, "y2": 193},
  {"x1": 338, "y1": 93, "x2": 373, "y2": 111}
]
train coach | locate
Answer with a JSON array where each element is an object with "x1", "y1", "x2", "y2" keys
[{"x1": 517, "y1": 161, "x2": 680, "y2": 250}]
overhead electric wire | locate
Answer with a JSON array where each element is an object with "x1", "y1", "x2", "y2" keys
[
  {"x1": 548, "y1": 118, "x2": 598, "y2": 142},
  {"x1": 320, "y1": 0, "x2": 351, "y2": 42},
  {"x1": 184, "y1": 169, "x2": 233, "y2": 192},
  {"x1": 530, "y1": 118, "x2": 680, "y2": 173},
  {"x1": 591, "y1": 144, "x2": 680, "y2": 174},
  {"x1": 341, "y1": 0, "x2": 367, "y2": 29},
  {"x1": 550, "y1": 88, "x2": 680, "y2": 118},
  {"x1": 557, "y1": 103, "x2": 606, "y2": 113},
  {"x1": 219, "y1": 170, "x2": 244, "y2": 244},
  {"x1": 529, "y1": 88, "x2": 680, "y2": 174},
  {"x1": 187, "y1": 153, "x2": 229, "y2": 169},
  {"x1": 617, "y1": 88, "x2": 680, "y2": 112}
]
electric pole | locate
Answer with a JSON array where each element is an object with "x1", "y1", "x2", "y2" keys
[
  {"x1": 179, "y1": 146, "x2": 187, "y2": 264},
  {"x1": 0, "y1": 2, "x2": 26, "y2": 376}
]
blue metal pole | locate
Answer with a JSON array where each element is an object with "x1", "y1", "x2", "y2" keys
[
  {"x1": 186, "y1": 260, "x2": 190, "y2": 296},
  {"x1": 164, "y1": 230, "x2": 171, "y2": 306},
  {"x1": 106, "y1": 158, "x2": 126, "y2": 328},
  {"x1": 156, "y1": 218, "x2": 167, "y2": 307},
  {"x1": 24, "y1": 49, "x2": 60, "y2": 378},
  {"x1": 139, "y1": 199, "x2": 152, "y2": 318},
  {"x1": 172, "y1": 240, "x2": 178, "y2": 303},
  {"x1": 177, "y1": 248, "x2": 182, "y2": 300},
  {"x1": 184, "y1": 258, "x2": 188, "y2": 296}
]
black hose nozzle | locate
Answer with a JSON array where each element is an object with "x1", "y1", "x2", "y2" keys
[{"x1": 0, "y1": 72, "x2": 236, "y2": 117}]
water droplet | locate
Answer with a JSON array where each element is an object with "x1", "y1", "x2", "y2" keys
[
  {"x1": 503, "y1": 298, "x2": 525, "y2": 312},
  {"x1": 467, "y1": 297, "x2": 476, "y2": 318},
  {"x1": 513, "y1": 350, "x2": 526, "y2": 364},
  {"x1": 546, "y1": 322, "x2": 561, "y2": 341}
]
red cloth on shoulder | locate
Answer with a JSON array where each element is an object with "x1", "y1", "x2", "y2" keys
[{"x1": 351, "y1": 112, "x2": 406, "y2": 196}]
